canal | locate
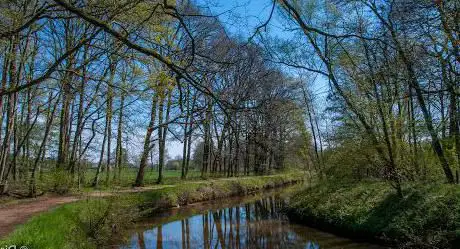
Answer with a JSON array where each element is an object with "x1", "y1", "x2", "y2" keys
[{"x1": 118, "y1": 187, "x2": 388, "y2": 249}]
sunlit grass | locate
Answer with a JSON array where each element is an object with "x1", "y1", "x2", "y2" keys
[{"x1": 1, "y1": 172, "x2": 304, "y2": 249}]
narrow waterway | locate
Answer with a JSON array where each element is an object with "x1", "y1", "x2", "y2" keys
[{"x1": 118, "y1": 187, "x2": 388, "y2": 249}]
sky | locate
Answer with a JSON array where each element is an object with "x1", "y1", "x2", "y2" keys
[
  {"x1": 166, "y1": 0, "x2": 278, "y2": 159},
  {"x1": 195, "y1": 0, "x2": 281, "y2": 36},
  {"x1": 166, "y1": 0, "x2": 330, "y2": 159}
]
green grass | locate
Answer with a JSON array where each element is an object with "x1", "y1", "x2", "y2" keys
[
  {"x1": 287, "y1": 180, "x2": 460, "y2": 248},
  {"x1": 82, "y1": 168, "x2": 202, "y2": 188},
  {"x1": 1, "y1": 173, "x2": 304, "y2": 249},
  {"x1": 2, "y1": 169, "x2": 202, "y2": 198},
  {"x1": 3, "y1": 168, "x2": 268, "y2": 197}
]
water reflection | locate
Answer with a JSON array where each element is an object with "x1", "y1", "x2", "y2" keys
[{"x1": 120, "y1": 195, "x2": 386, "y2": 249}]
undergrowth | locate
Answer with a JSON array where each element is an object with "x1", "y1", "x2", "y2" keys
[{"x1": 287, "y1": 180, "x2": 460, "y2": 248}]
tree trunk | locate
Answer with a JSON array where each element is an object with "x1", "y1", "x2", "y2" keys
[
  {"x1": 115, "y1": 92, "x2": 125, "y2": 181},
  {"x1": 157, "y1": 91, "x2": 172, "y2": 184},
  {"x1": 201, "y1": 97, "x2": 212, "y2": 178},
  {"x1": 105, "y1": 61, "x2": 116, "y2": 185},
  {"x1": 134, "y1": 94, "x2": 158, "y2": 186},
  {"x1": 92, "y1": 118, "x2": 108, "y2": 187},
  {"x1": 29, "y1": 93, "x2": 60, "y2": 196}
]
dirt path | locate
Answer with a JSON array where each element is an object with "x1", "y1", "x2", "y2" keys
[
  {"x1": 0, "y1": 185, "x2": 174, "y2": 239},
  {"x1": 0, "y1": 196, "x2": 79, "y2": 239},
  {"x1": 0, "y1": 175, "x2": 285, "y2": 239}
]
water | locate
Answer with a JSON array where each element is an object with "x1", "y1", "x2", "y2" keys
[{"x1": 117, "y1": 188, "x2": 388, "y2": 249}]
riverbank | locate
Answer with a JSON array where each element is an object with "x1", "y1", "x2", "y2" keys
[
  {"x1": 118, "y1": 184, "x2": 385, "y2": 249},
  {"x1": 286, "y1": 181, "x2": 460, "y2": 249},
  {"x1": 1, "y1": 173, "x2": 304, "y2": 249}
]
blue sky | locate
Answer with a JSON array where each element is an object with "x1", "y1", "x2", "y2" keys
[
  {"x1": 166, "y1": 0, "x2": 330, "y2": 159},
  {"x1": 195, "y1": 0, "x2": 278, "y2": 37},
  {"x1": 168, "y1": 0, "x2": 279, "y2": 159}
]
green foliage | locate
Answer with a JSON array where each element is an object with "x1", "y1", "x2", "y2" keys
[
  {"x1": 287, "y1": 181, "x2": 460, "y2": 248},
  {"x1": 69, "y1": 197, "x2": 138, "y2": 248},
  {"x1": 321, "y1": 136, "x2": 454, "y2": 183},
  {"x1": 51, "y1": 168, "x2": 73, "y2": 194},
  {"x1": 322, "y1": 139, "x2": 381, "y2": 181}
]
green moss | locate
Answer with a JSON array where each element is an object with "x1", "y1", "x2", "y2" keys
[
  {"x1": 287, "y1": 181, "x2": 460, "y2": 248},
  {"x1": 1, "y1": 173, "x2": 303, "y2": 249}
]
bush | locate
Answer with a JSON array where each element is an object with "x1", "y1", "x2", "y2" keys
[
  {"x1": 69, "y1": 197, "x2": 138, "y2": 248},
  {"x1": 51, "y1": 168, "x2": 73, "y2": 194}
]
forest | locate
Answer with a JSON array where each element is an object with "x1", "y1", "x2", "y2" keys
[{"x1": 0, "y1": 0, "x2": 459, "y2": 248}]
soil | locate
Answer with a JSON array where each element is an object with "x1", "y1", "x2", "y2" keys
[
  {"x1": 0, "y1": 185, "x2": 174, "y2": 239},
  {"x1": 0, "y1": 195, "x2": 79, "y2": 238}
]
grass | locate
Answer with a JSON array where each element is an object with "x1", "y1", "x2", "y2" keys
[
  {"x1": 0, "y1": 169, "x2": 202, "y2": 205},
  {"x1": 1, "y1": 172, "x2": 304, "y2": 249},
  {"x1": 287, "y1": 180, "x2": 460, "y2": 248},
  {"x1": 3, "y1": 168, "x2": 268, "y2": 198},
  {"x1": 82, "y1": 168, "x2": 202, "y2": 187}
]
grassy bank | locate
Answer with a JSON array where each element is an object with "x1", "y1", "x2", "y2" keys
[
  {"x1": 286, "y1": 181, "x2": 460, "y2": 248},
  {"x1": 3, "y1": 169, "x2": 201, "y2": 196},
  {"x1": 1, "y1": 173, "x2": 303, "y2": 249},
  {"x1": 2, "y1": 168, "x2": 274, "y2": 199}
]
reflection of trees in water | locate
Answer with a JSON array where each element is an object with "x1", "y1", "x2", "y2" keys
[
  {"x1": 131, "y1": 196, "x2": 321, "y2": 249},
  {"x1": 157, "y1": 225, "x2": 163, "y2": 249},
  {"x1": 127, "y1": 195, "x2": 382, "y2": 249},
  {"x1": 241, "y1": 197, "x2": 294, "y2": 249}
]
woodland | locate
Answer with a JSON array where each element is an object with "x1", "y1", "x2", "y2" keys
[{"x1": 0, "y1": 0, "x2": 459, "y2": 248}]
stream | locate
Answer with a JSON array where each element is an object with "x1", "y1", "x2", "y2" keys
[{"x1": 117, "y1": 186, "x2": 388, "y2": 249}]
